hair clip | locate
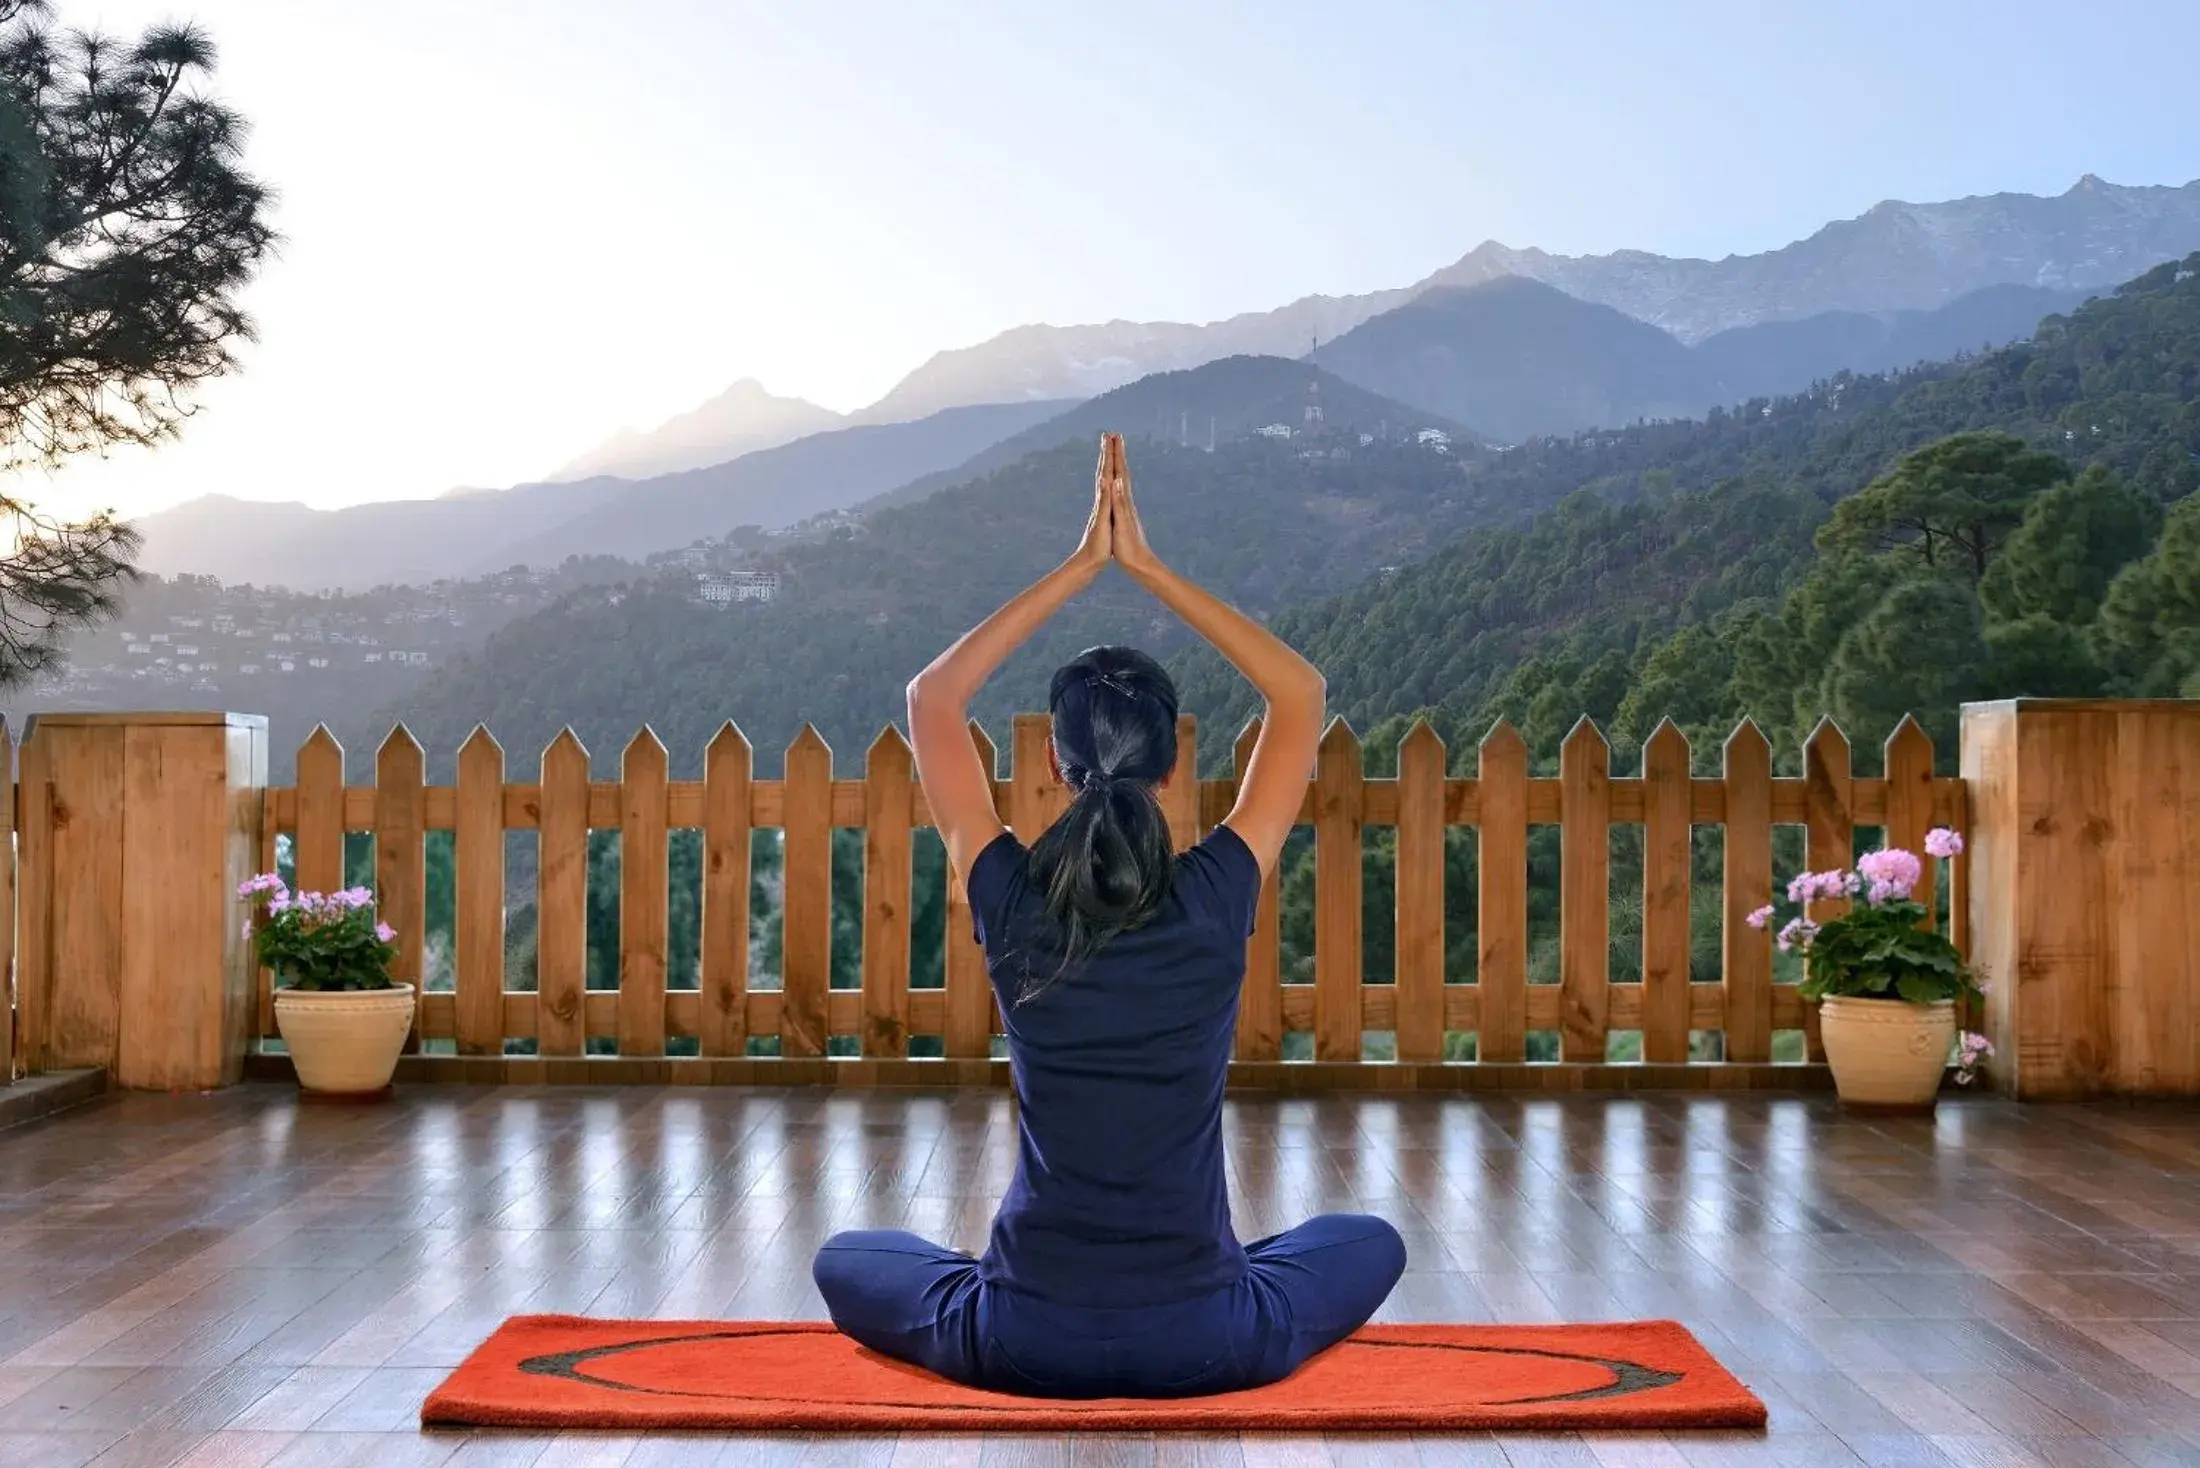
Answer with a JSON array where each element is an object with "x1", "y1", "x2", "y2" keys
[{"x1": 1087, "y1": 670, "x2": 1137, "y2": 700}]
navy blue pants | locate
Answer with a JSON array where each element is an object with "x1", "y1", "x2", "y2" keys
[{"x1": 812, "y1": 1214, "x2": 1406, "y2": 1398}]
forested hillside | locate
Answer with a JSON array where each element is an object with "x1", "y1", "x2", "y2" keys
[
  {"x1": 368, "y1": 427, "x2": 1489, "y2": 779},
  {"x1": 856, "y1": 354, "x2": 1472, "y2": 515},
  {"x1": 1230, "y1": 254, "x2": 2200, "y2": 1065},
  {"x1": 1179, "y1": 252, "x2": 2200, "y2": 774}
]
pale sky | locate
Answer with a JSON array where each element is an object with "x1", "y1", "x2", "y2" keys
[{"x1": 13, "y1": 0, "x2": 2199, "y2": 521}]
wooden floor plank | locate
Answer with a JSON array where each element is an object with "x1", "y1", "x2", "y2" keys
[{"x1": 3, "y1": 1087, "x2": 2200, "y2": 1468}]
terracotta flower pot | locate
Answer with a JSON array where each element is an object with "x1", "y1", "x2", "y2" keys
[
  {"x1": 1818, "y1": 996, "x2": 1956, "y2": 1110},
  {"x1": 273, "y1": 984, "x2": 416, "y2": 1096}
]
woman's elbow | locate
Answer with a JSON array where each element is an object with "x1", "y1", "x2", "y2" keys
[
  {"x1": 1278, "y1": 666, "x2": 1326, "y2": 708},
  {"x1": 906, "y1": 675, "x2": 958, "y2": 717}
]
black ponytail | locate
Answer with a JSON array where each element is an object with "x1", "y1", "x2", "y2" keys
[{"x1": 1018, "y1": 646, "x2": 1180, "y2": 1004}]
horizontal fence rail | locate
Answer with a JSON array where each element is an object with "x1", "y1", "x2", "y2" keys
[{"x1": 247, "y1": 712, "x2": 1968, "y2": 1086}]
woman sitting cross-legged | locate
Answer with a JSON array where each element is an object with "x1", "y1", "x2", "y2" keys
[{"x1": 811, "y1": 434, "x2": 1405, "y2": 1399}]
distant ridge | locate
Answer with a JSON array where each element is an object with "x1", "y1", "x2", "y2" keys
[
  {"x1": 1309, "y1": 276, "x2": 2091, "y2": 442},
  {"x1": 131, "y1": 399, "x2": 1068, "y2": 591},
  {"x1": 861, "y1": 176, "x2": 2200, "y2": 420},
  {"x1": 859, "y1": 354, "x2": 1473, "y2": 516}
]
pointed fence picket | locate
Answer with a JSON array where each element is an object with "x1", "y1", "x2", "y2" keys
[
  {"x1": 249, "y1": 712, "x2": 1967, "y2": 1087},
  {"x1": 455, "y1": 727, "x2": 504, "y2": 1056}
]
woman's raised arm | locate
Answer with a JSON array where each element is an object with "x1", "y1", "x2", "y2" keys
[
  {"x1": 1107, "y1": 453, "x2": 1323, "y2": 879},
  {"x1": 907, "y1": 436, "x2": 1117, "y2": 883}
]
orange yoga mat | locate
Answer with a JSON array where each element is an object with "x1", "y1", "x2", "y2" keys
[{"x1": 421, "y1": 1316, "x2": 1767, "y2": 1432}]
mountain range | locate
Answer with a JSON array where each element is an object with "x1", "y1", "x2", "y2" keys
[
  {"x1": 856, "y1": 174, "x2": 2200, "y2": 420},
  {"x1": 411, "y1": 173, "x2": 2200, "y2": 481},
  {"x1": 125, "y1": 174, "x2": 2200, "y2": 591},
  {"x1": 1309, "y1": 277, "x2": 2089, "y2": 443},
  {"x1": 132, "y1": 275, "x2": 2091, "y2": 589},
  {"x1": 133, "y1": 399, "x2": 1069, "y2": 590}
]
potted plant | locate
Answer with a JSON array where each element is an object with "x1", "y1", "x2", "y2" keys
[
  {"x1": 1747, "y1": 827, "x2": 1991, "y2": 1110},
  {"x1": 241, "y1": 873, "x2": 413, "y2": 1096}
]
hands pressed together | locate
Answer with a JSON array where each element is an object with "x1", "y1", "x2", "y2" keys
[{"x1": 1075, "y1": 433, "x2": 1158, "y2": 576}]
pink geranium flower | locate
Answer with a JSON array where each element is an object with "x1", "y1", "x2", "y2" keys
[
  {"x1": 1856, "y1": 848, "x2": 1922, "y2": 903},
  {"x1": 1775, "y1": 917, "x2": 1820, "y2": 953}
]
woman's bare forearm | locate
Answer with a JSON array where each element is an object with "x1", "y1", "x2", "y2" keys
[
  {"x1": 1122, "y1": 557, "x2": 1324, "y2": 706},
  {"x1": 908, "y1": 555, "x2": 1100, "y2": 712}
]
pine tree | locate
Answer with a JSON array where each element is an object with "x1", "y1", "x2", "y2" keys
[
  {"x1": 1818, "y1": 432, "x2": 2071, "y2": 582},
  {"x1": 2094, "y1": 493, "x2": 2200, "y2": 695},
  {"x1": 1978, "y1": 465, "x2": 2159, "y2": 625},
  {"x1": 0, "y1": 1, "x2": 275, "y2": 683}
]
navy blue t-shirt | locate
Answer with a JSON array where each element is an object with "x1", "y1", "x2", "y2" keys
[{"x1": 966, "y1": 823, "x2": 1262, "y2": 1309}]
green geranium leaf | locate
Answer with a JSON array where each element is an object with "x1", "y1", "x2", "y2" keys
[{"x1": 1895, "y1": 975, "x2": 1944, "y2": 1004}]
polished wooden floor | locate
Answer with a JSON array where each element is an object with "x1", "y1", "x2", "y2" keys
[{"x1": 4, "y1": 1085, "x2": 2200, "y2": 1468}]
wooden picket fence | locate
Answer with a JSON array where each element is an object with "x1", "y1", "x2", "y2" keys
[{"x1": 250, "y1": 710, "x2": 1967, "y2": 1086}]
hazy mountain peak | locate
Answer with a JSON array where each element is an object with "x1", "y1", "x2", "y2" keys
[
  {"x1": 1314, "y1": 276, "x2": 1709, "y2": 442},
  {"x1": 548, "y1": 377, "x2": 844, "y2": 483},
  {"x1": 696, "y1": 377, "x2": 810, "y2": 409}
]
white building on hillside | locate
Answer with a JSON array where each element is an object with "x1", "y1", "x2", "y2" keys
[{"x1": 697, "y1": 570, "x2": 780, "y2": 607}]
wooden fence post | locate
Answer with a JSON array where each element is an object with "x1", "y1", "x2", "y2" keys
[
  {"x1": 1393, "y1": 719, "x2": 1447, "y2": 1063},
  {"x1": 1475, "y1": 721, "x2": 1529, "y2": 1063},
  {"x1": 1961, "y1": 698, "x2": 2200, "y2": 1100},
  {"x1": 454, "y1": 727, "x2": 506, "y2": 1056},
  {"x1": 699, "y1": 723, "x2": 752, "y2": 1058},
  {"x1": 1232, "y1": 717, "x2": 1284, "y2": 1062},
  {"x1": 861, "y1": 725, "x2": 914, "y2": 1057},
  {"x1": 619, "y1": 729, "x2": 671, "y2": 1057},
  {"x1": 781, "y1": 725, "x2": 833, "y2": 1058},
  {"x1": 537, "y1": 729, "x2": 591, "y2": 1058},
  {"x1": 1801, "y1": 719, "x2": 1853, "y2": 1064},
  {"x1": 941, "y1": 721, "x2": 996, "y2": 1062},
  {"x1": 0, "y1": 719, "x2": 12, "y2": 1083},
  {"x1": 1558, "y1": 718, "x2": 1611, "y2": 1062},
  {"x1": 1312, "y1": 719, "x2": 1365, "y2": 1062},
  {"x1": 1720, "y1": 720, "x2": 1774, "y2": 1064},
  {"x1": 1639, "y1": 720, "x2": 1693, "y2": 1063},
  {"x1": 376, "y1": 727, "x2": 426, "y2": 1052},
  {"x1": 20, "y1": 712, "x2": 267, "y2": 1089}
]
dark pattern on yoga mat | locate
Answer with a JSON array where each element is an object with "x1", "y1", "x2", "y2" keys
[{"x1": 425, "y1": 1316, "x2": 1767, "y2": 1432}]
